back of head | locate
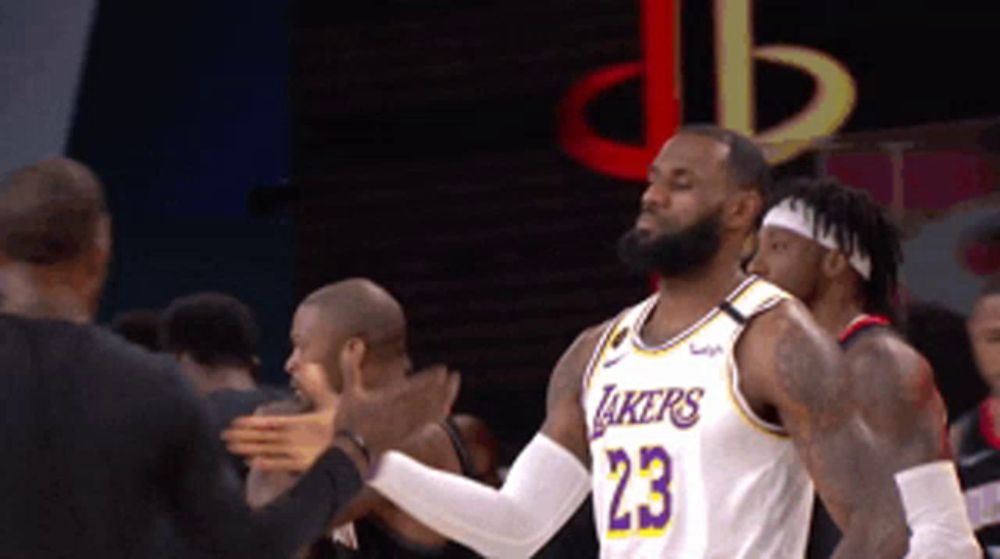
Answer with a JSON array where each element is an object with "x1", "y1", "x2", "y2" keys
[
  {"x1": 0, "y1": 158, "x2": 107, "y2": 265},
  {"x1": 768, "y1": 176, "x2": 901, "y2": 315},
  {"x1": 161, "y1": 292, "x2": 259, "y2": 370},
  {"x1": 110, "y1": 309, "x2": 162, "y2": 352},
  {"x1": 679, "y1": 124, "x2": 773, "y2": 198},
  {"x1": 303, "y1": 278, "x2": 407, "y2": 361}
]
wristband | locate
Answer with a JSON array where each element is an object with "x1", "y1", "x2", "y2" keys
[{"x1": 335, "y1": 429, "x2": 371, "y2": 468}]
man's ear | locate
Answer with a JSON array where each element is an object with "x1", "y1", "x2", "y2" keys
[
  {"x1": 727, "y1": 190, "x2": 763, "y2": 232},
  {"x1": 821, "y1": 249, "x2": 851, "y2": 279},
  {"x1": 81, "y1": 215, "x2": 112, "y2": 282},
  {"x1": 338, "y1": 337, "x2": 368, "y2": 391}
]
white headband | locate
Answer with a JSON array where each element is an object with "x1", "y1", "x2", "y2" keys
[{"x1": 761, "y1": 198, "x2": 873, "y2": 280}]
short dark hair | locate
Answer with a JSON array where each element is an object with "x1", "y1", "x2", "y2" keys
[
  {"x1": 110, "y1": 309, "x2": 162, "y2": 352},
  {"x1": 679, "y1": 124, "x2": 773, "y2": 196},
  {"x1": 161, "y1": 292, "x2": 259, "y2": 369},
  {"x1": 980, "y1": 274, "x2": 1000, "y2": 299},
  {"x1": 771, "y1": 176, "x2": 902, "y2": 315},
  {"x1": 0, "y1": 158, "x2": 107, "y2": 264}
]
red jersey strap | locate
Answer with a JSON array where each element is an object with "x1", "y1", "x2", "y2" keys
[
  {"x1": 979, "y1": 400, "x2": 1000, "y2": 451},
  {"x1": 837, "y1": 314, "x2": 891, "y2": 346}
]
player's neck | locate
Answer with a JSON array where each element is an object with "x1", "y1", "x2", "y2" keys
[
  {"x1": 0, "y1": 264, "x2": 92, "y2": 323},
  {"x1": 646, "y1": 266, "x2": 745, "y2": 342},
  {"x1": 810, "y1": 287, "x2": 865, "y2": 339}
]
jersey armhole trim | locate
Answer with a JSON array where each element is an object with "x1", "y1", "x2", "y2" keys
[
  {"x1": 725, "y1": 295, "x2": 790, "y2": 438},
  {"x1": 581, "y1": 311, "x2": 628, "y2": 396}
]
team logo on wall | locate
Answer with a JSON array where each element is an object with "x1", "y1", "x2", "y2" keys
[{"x1": 558, "y1": 0, "x2": 857, "y2": 179}]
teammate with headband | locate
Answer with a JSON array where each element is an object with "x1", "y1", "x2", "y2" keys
[{"x1": 749, "y1": 176, "x2": 979, "y2": 558}]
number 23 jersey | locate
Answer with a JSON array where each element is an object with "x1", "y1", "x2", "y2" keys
[{"x1": 583, "y1": 277, "x2": 813, "y2": 558}]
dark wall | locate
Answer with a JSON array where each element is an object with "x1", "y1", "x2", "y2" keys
[
  {"x1": 69, "y1": 0, "x2": 294, "y2": 381},
  {"x1": 291, "y1": 0, "x2": 1000, "y2": 458}
]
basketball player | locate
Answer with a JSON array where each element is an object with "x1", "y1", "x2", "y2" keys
[
  {"x1": 161, "y1": 292, "x2": 263, "y2": 396},
  {"x1": 109, "y1": 308, "x2": 161, "y2": 351},
  {"x1": 231, "y1": 279, "x2": 498, "y2": 558},
  {"x1": 951, "y1": 276, "x2": 1000, "y2": 554},
  {"x1": 748, "y1": 176, "x2": 979, "y2": 557},
  {"x1": 232, "y1": 126, "x2": 962, "y2": 557},
  {"x1": 0, "y1": 158, "x2": 457, "y2": 558}
]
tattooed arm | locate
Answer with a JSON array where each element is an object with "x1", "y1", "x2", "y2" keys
[
  {"x1": 848, "y1": 335, "x2": 979, "y2": 558},
  {"x1": 846, "y1": 334, "x2": 949, "y2": 469},
  {"x1": 737, "y1": 300, "x2": 908, "y2": 558}
]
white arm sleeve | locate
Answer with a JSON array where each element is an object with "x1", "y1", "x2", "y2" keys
[
  {"x1": 369, "y1": 432, "x2": 591, "y2": 558},
  {"x1": 895, "y1": 460, "x2": 981, "y2": 559}
]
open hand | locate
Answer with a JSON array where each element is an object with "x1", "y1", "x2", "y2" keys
[{"x1": 222, "y1": 407, "x2": 336, "y2": 472}]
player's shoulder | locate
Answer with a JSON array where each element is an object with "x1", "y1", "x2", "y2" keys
[
  {"x1": 560, "y1": 317, "x2": 620, "y2": 370},
  {"x1": 736, "y1": 298, "x2": 845, "y2": 403},
  {"x1": 740, "y1": 297, "x2": 835, "y2": 357},
  {"x1": 846, "y1": 328, "x2": 933, "y2": 393},
  {"x1": 84, "y1": 324, "x2": 182, "y2": 384},
  {"x1": 542, "y1": 317, "x2": 621, "y2": 407},
  {"x1": 3, "y1": 314, "x2": 179, "y2": 384}
]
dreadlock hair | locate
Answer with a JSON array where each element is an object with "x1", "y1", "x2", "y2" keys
[{"x1": 768, "y1": 176, "x2": 902, "y2": 315}]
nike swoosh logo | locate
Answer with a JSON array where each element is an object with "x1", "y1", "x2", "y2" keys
[
  {"x1": 960, "y1": 450, "x2": 997, "y2": 468},
  {"x1": 602, "y1": 353, "x2": 627, "y2": 369}
]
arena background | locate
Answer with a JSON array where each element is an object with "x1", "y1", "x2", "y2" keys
[{"x1": 3, "y1": 0, "x2": 998, "y2": 460}]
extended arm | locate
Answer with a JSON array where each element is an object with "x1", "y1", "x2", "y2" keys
[
  {"x1": 367, "y1": 325, "x2": 604, "y2": 558},
  {"x1": 163, "y1": 373, "x2": 364, "y2": 559}
]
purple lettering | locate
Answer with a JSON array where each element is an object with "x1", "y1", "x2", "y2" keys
[
  {"x1": 638, "y1": 390, "x2": 662, "y2": 423},
  {"x1": 615, "y1": 391, "x2": 643, "y2": 425},
  {"x1": 655, "y1": 388, "x2": 685, "y2": 422},
  {"x1": 671, "y1": 388, "x2": 704, "y2": 429},
  {"x1": 590, "y1": 384, "x2": 617, "y2": 440}
]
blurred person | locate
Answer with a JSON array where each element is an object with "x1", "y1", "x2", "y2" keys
[
  {"x1": 109, "y1": 308, "x2": 162, "y2": 351},
  {"x1": 161, "y1": 291, "x2": 290, "y2": 435},
  {"x1": 229, "y1": 278, "x2": 500, "y2": 559},
  {"x1": 161, "y1": 291, "x2": 262, "y2": 395},
  {"x1": 904, "y1": 300, "x2": 988, "y2": 422},
  {"x1": 951, "y1": 275, "x2": 1000, "y2": 554},
  {"x1": 228, "y1": 127, "x2": 972, "y2": 558},
  {"x1": 747, "y1": 176, "x2": 977, "y2": 557},
  {"x1": 0, "y1": 157, "x2": 458, "y2": 558}
]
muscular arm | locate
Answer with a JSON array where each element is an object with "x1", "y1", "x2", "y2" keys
[
  {"x1": 848, "y1": 334, "x2": 950, "y2": 467},
  {"x1": 366, "y1": 325, "x2": 605, "y2": 557},
  {"x1": 738, "y1": 301, "x2": 907, "y2": 558},
  {"x1": 162, "y1": 373, "x2": 364, "y2": 559}
]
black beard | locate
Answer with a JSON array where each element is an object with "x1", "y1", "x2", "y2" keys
[{"x1": 617, "y1": 211, "x2": 722, "y2": 277}]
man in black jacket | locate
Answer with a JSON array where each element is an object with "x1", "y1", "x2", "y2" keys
[{"x1": 0, "y1": 158, "x2": 457, "y2": 558}]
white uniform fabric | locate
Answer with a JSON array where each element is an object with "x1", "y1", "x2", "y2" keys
[
  {"x1": 582, "y1": 276, "x2": 813, "y2": 558},
  {"x1": 369, "y1": 433, "x2": 591, "y2": 558},
  {"x1": 896, "y1": 460, "x2": 982, "y2": 559}
]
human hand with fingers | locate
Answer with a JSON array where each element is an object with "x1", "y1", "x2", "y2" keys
[
  {"x1": 331, "y1": 336, "x2": 460, "y2": 470},
  {"x1": 224, "y1": 345, "x2": 460, "y2": 477},
  {"x1": 223, "y1": 404, "x2": 337, "y2": 473},
  {"x1": 333, "y1": 363, "x2": 461, "y2": 469}
]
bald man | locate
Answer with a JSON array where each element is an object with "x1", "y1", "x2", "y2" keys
[
  {"x1": 234, "y1": 279, "x2": 498, "y2": 559},
  {"x1": 0, "y1": 158, "x2": 458, "y2": 558}
]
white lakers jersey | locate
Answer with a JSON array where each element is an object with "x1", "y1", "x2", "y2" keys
[{"x1": 583, "y1": 276, "x2": 813, "y2": 558}]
